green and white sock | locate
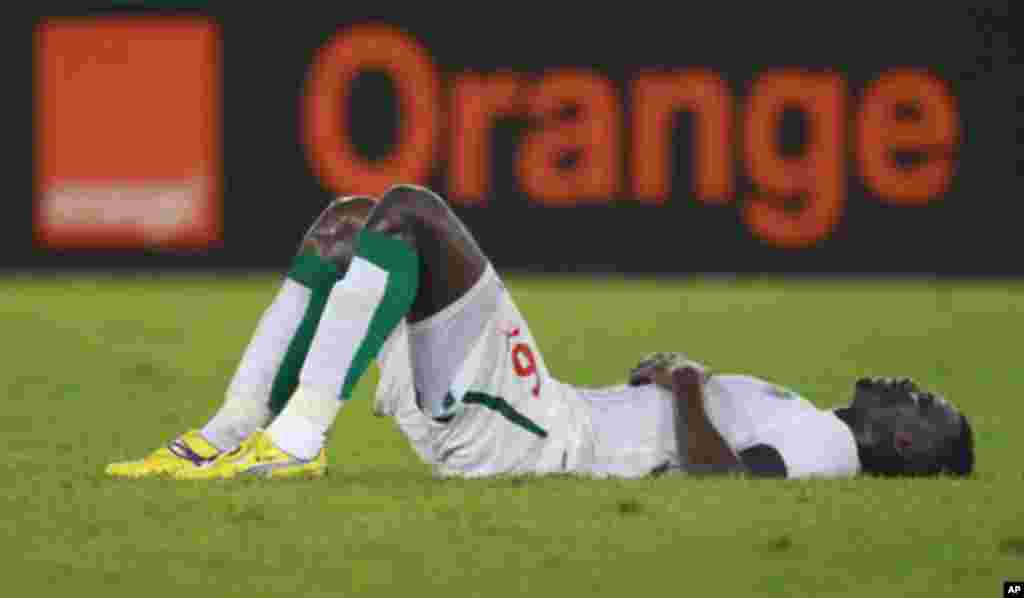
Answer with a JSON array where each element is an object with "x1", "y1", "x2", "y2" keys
[
  {"x1": 267, "y1": 230, "x2": 418, "y2": 459},
  {"x1": 201, "y1": 254, "x2": 341, "y2": 451}
]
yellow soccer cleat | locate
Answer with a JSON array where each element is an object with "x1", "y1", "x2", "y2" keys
[
  {"x1": 106, "y1": 430, "x2": 222, "y2": 478},
  {"x1": 172, "y1": 431, "x2": 326, "y2": 480}
]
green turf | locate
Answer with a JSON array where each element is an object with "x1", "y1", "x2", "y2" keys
[{"x1": 1, "y1": 273, "x2": 1021, "y2": 597}]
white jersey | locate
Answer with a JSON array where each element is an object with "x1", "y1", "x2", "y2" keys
[
  {"x1": 702, "y1": 374, "x2": 861, "y2": 478},
  {"x1": 371, "y1": 267, "x2": 858, "y2": 480},
  {"x1": 373, "y1": 271, "x2": 594, "y2": 478}
]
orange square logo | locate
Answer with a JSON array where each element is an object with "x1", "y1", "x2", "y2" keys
[{"x1": 35, "y1": 17, "x2": 222, "y2": 249}]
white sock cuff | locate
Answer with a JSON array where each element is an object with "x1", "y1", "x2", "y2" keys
[{"x1": 266, "y1": 413, "x2": 321, "y2": 460}]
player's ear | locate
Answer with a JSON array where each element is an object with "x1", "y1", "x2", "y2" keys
[{"x1": 944, "y1": 415, "x2": 974, "y2": 476}]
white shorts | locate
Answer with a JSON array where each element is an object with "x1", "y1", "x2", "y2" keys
[{"x1": 373, "y1": 265, "x2": 681, "y2": 479}]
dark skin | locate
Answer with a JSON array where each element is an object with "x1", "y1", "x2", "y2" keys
[
  {"x1": 299, "y1": 185, "x2": 488, "y2": 323},
  {"x1": 835, "y1": 377, "x2": 966, "y2": 476},
  {"x1": 299, "y1": 195, "x2": 375, "y2": 268},
  {"x1": 362, "y1": 185, "x2": 488, "y2": 323}
]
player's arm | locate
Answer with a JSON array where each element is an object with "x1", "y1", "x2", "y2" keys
[
  {"x1": 629, "y1": 353, "x2": 740, "y2": 474},
  {"x1": 628, "y1": 353, "x2": 788, "y2": 477}
]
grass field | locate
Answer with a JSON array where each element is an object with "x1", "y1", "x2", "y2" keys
[{"x1": 2, "y1": 273, "x2": 1021, "y2": 597}]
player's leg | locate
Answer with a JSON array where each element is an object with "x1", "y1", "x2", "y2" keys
[
  {"x1": 106, "y1": 196, "x2": 374, "y2": 478},
  {"x1": 182, "y1": 184, "x2": 491, "y2": 478},
  {"x1": 357, "y1": 187, "x2": 569, "y2": 478},
  {"x1": 201, "y1": 195, "x2": 377, "y2": 444}
]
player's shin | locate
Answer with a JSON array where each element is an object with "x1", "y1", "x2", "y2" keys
[
  {"x1": 267, "y1": 230, "x2": 419, "y2": 459},
  {"x1": 200, "y1": 253, "x2": 343, "y2": 451}
]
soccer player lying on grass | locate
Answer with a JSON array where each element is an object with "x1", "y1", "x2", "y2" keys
[{"x1": 106, "y1": 186, "x2": 974, "y2": 480}]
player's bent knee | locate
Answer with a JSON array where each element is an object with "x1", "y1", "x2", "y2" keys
[
  {"x1": 299, "y1": 195, "x2": 376, "y2": 268},
  {"x1": 365, "y1": 184, "x2": 488, "y2": 320},
  {"x1": 365, "y1": 184, "x2": 451, "y2": 236}
]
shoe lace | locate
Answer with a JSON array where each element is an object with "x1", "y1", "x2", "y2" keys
[{"x1": 167, "y1": 438, "x2": 215, "y2": 467}]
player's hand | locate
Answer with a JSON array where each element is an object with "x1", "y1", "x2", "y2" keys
[{"x1": 628, "y1": 352, "x2": 710, "y2": 389}]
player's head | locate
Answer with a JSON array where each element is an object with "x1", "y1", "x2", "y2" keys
[{"x1": 842, "y1": 377, "x2": 974, "y2": 477}]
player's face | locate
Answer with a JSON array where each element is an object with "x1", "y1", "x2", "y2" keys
[{"x1": 851, "y1": 385, "x2": 963, "y2": 475}]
